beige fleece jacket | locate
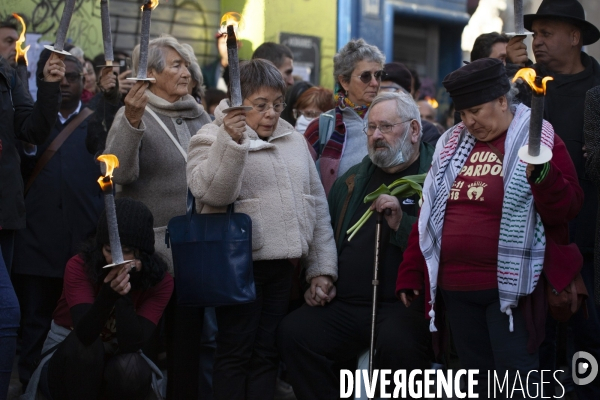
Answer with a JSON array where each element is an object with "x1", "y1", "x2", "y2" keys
[{"x1": 187, "y1": 100, "x2": 338, "y2": 281}]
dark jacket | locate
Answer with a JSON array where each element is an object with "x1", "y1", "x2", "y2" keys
[
  {"x1": 201, "y1": 59, "x2": 224, "y2": 90},
  {"x1": 0, "y1": 57, "x2": 61, "y2": 230},
  {"x1": 508, "y1": 52, "x2": 600, "y2": 254},
  {"x1": 583, "y1": 86, "x2": 600, "y2": 299},
  {"x1": 328, "y1": 141, "x2": 434, "y2": 254},
  {"x1": 85, "y1": 87, "x2": 123, "y2": 157},
  {"x1": 12, "y1": 113, "x2": 104, "y2": 278}
]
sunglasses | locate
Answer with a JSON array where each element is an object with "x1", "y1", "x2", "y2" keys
[{"x1": 354, "y1": 70, "x2": 385, "y2": 84}]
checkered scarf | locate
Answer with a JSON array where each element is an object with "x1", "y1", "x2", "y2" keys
[{"x1": 419, "y1": 104, "x2": 554, "y2": 332}]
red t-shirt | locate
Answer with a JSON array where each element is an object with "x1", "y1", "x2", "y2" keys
[
  {"x1": 438, "y1": 132, "x2": 506, "y2": 291},
  {"x1": 53, "y1": 255, "x2": 173, "y2": 340}
]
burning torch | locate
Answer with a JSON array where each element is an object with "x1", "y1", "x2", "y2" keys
[
  {"x1": 44, "y1": 0, "x2": 76, "y2": 55},
  {"x1": 513, "y1": 68, "x2": 554, "y2": 164},
  {"x1": 97, "y1": 154, "x2": 128, "y2": 268},
  {"x1": 128, "y1": 0, "x2": 159, "y2": 82},
  {"x1": 220, "y1": 12, "x2": 252, "y2": 114},
  {"x1": 12, "y1": 14, "x2": 30, "y2": 91},
  {"x1": 98, "y1": 0, "x2": 114, "y2": 68},
  {"x1": 505, "y1": 0, "x2": 533, "y2": 38}
]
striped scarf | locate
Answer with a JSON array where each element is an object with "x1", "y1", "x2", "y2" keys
[{"x1": 419, "y1": 104, "x2": 554, "y2": 332}]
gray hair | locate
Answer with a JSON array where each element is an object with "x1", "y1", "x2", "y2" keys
[
  {"x1": 180, "y1": 43, "x2": 204, "y2": 99},
  {"x1": 239, "y1": 59, "x2": 286, "y2": 101},
  {"x1": 132, "y1": 34, "x2": 193, "y2": 76},
  {"x1": 370, "y1": 91, "x2": 422, "y2": 139},
  {"x1": 334, "y1": 39, "x2": 385, "y2": 87}
]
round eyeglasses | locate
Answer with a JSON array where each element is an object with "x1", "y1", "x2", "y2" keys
[
  {"x1": 363, "y1": 119, "x2": 412, "y2": 136},
  {"x1": 293, "y1": 109, "x2": 322, "y2": 120},
  {"x1": 250, "y1": 102, "x2": 287, "y2": 114}
]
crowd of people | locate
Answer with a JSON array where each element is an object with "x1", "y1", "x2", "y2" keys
[{"x1": 1, "y1": 0, "x2": 600, "y2": 399}]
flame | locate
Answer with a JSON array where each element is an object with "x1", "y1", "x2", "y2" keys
[
  {"x1": 12, "y1": 14, "x2": 30, "y2": 65},
  {"x1": 219, "y1": 12, "x2": 244, "y2": 34},
  {"x1": 512, "y1": 68, "x2": 554, "y2": 95},
  {"x1": 425, "y1": 96, "x2": 439, "y2": 109},
  {"x1": 97, "y1": 154, "x2": 119, "y2": 191},
  {"x1": 141, "y1": 0, "x2": 159, "y2": 11}
]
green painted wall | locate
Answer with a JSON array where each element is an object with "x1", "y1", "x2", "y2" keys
[
  {"x1": 221, "y1": 0, "x2": 337, "y2": 89},
  {"x1": 1, "y1": 0, "x2": 103, "y2": 58}
]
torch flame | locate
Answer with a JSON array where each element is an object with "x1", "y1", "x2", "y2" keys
[
  {"x1": 12, "y1": 14, "x2": 30, "y2": 65},
  {"x1": 425, "y1": 96, "x2": 439, "y2": 109},
  {"x1": 512, "y1": 68, "x2": 554, "y2": 95},
  {"x1": 220, "y1": 12, "x2": 244, "y2": 34},
  {"x1": 141, "y1": 0, "x2": 159, "y2": 11},
  {"x1": 97, "y1": 154, "x2": 119, "y2": 190}
]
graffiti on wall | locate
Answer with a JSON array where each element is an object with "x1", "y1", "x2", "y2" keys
[{"x1": 1, "y1": 0, "x2": 221, "y2": 66}]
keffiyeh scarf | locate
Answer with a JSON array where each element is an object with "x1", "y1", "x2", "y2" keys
[{"x1": 419, "y1": 104, "x2": 554, "y2": 332}]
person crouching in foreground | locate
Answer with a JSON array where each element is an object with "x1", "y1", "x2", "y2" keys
[{"x1": 22, "y1": 198, "x2": 173, "y2": 400}]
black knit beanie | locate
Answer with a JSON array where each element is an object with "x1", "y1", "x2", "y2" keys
[
  {"x1": 96, "y1": 198, "x2": 155, "y2": 254},
  {"x1": 442, "y1": 58, "x2": 510, "y2": 111}
]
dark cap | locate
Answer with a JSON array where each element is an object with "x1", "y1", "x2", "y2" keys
[
  {"x1": 442, "y1": 58, "x2": 510, "y2": 111},
  {"x1": 383, "y1": 62, "x2": 412, "y2": 93},
  {"x1": 96, "y1": 197, "x2": 155, "y2": 254},
  {"x1": 524, "y1": 0, "x2": 599, "y2": 46}
]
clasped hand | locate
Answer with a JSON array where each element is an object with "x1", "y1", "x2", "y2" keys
[{"x1": 305, "y1": 275, "x2": 336, "y2": 306}]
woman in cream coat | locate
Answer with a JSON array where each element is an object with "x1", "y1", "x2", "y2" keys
[{"x1": 187, "y1": 59, "x2": 337, "y2": 400}]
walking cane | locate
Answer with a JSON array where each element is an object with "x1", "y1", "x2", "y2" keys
[{"x1": 368, "y1": 209, "x2": 390, "y2": 392}]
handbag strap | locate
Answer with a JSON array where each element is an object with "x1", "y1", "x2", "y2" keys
[
  {"x1": 146, "y1": 107, "x2": 188, "y2": 162},
  {"x1": 186, "y1": 189, "x2": 234, "y2": 218},
  {"x1": 25, "y1": 107, "x2": 94, "y2": 195}
]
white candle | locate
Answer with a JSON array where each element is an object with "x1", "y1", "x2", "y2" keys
[
  {"x1": 54, "y1": 0, "x2": 77, "y2": 51},
  {"x1": 137, "y1": 1, "x2": 154, "y2": 79},
  {"x1": 100, "y1": 0, "x2": 114, "y2": 65}
]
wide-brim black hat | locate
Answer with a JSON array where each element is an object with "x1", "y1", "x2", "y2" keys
[{"x1": 524, "y1": 0, "x2": 600, "y2": 46}]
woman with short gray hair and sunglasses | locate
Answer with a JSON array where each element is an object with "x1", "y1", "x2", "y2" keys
[
  {"x1": 187, "y1": 58, "x2": 337, "y2": 399},
  {"x1": 304, "y1": 38, "x2": 385, "y2": 195}
]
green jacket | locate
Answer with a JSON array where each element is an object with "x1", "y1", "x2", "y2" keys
[{"x1": 328, "y1": 141, "x2": 434, "y2": 254}]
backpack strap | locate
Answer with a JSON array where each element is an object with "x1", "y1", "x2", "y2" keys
[{"x1": 317, "y1": 109, "x2": 336, "y2": 156}]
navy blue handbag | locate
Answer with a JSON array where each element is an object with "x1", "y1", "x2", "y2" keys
[{"x1": 165, "y1": 190, "x2": 256, "y2": 307}]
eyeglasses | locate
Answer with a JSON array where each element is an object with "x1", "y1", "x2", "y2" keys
[
  {"x1": 63, "y1": 72, "x2": 83, "y2": 83},
  {"x1": 250, "y1": 102, "x2": 287, "y2": 114},
  {"x1": 354, "y1": 70, "x2": 385, "y2": 84},
  {"x1": 293, "y1": 109, "x2": 322, "y2": 120},
  {"x1": 364, "y1": 119, "x2": 412, "y2": 136}
]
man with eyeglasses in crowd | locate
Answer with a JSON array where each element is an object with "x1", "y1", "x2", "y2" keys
[
  {"x1": 279, "y1": 91, "x2": 434, "y2": 399},
  {"x1": 12, "y1": 51, "x2": 104, "y2": 391},
  {"x1": 380, "y1": 62, "x2": 441, "y2": 146}
]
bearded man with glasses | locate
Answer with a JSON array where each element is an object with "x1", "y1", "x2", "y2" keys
[{"x1": 278, "y1": 91, "x2": 435, "y2": 400}]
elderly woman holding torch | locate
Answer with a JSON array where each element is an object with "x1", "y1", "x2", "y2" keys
[
  {"x1": 186, "y1": 58, "x2": 337, "y2": 399},
  {"x1": 396, "y1": 58, "x2": 583, "y2": 397},
  {"x1": 103, "y1": 34, "x2": 211, "y2": 399}
]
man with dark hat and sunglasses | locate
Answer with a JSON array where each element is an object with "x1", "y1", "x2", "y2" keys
[{"x1": 507, "y1": 0, "x2": 600, "y2": 397}]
